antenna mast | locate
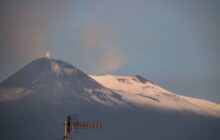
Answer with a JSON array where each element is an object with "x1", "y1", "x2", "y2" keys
[{"x1": 63, "y1": 114, "x2": 102, "y2": 140}]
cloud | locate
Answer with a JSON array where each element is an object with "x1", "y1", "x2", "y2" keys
[
  {"x1": 99, "y1": 47, "x2": 124, "y2": 73},
  {"x1": 80, "y1": 22, "x2": 124, "y2": 74},
  {"x1": 0, "y1": 3, "x2": 48, "y2": 81},
  {"x1": 0, "y1": 0, "x2": 70, "y2": 81},
  {"x1": 0, "y1": 1, "x2": 124, "y2": 81},
  {"x1": 0, "y1": 0, "x2": 70, "y2": 55}
]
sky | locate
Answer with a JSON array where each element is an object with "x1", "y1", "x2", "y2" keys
[{"x1": 0, "y1": 0, "x2": 220, "y2": 103}]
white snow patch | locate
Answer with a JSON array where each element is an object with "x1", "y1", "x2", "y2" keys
[
  {"x1": 90, "y1": 75, "x2": 220, "y2": 118},
  {"x1": 84, "y1": 87, "x2": 127, "y2": 107},
  {"x1": 51, "y1": 61, "x2": 61, "y2": 76},
  {"x1": 0, "y1": 88, "x2": 32, "y2": 101},
  {"x1": 63, "y1": 68, "x2": 75, "y2": 75}
]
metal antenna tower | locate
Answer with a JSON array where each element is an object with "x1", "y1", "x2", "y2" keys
[{"x1": 63, "y1": 114, "x2": 102, "y2": 140}]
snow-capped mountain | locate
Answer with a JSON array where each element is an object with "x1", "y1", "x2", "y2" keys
[
  {"x1": 0, "y1": 57, "x2": 125, "y2": 106},
  {"x1": 90, "y1": 75, "x2": 220, "y2": 118},
  {"x1": 1, "y1": 57, "x2": 220, "y2": 117},
  {"x1": 1, "y1": 57, "x2": 220, "y2": 140}
]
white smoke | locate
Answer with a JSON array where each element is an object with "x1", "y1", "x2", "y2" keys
[
  {"x1": 80, "y1": 22, "x2": 124, "y2": 74},
  {"x1": 51, "y1": 61, "x2": 61, "y2": 76},
  {"x1": 45, "y1": 51, "x2": 51, "y2": 58}
]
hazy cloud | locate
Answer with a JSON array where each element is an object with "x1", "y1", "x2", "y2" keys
[
  {"x1": 0, "y1": 0, "x2": 71, "y2": 81},
  {"x1": 99, "y1": 47, "x2": 123, "y2": 74},
  {"x1": 80, "y1": 22, "x2": 124, "y2": 74}
]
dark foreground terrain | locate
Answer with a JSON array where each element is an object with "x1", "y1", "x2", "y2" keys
[{"x1": 0, "y1": 100, "x2": 220, "y2": 140}]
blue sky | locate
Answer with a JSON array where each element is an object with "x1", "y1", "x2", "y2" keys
[{"x1": 0, "y1": 0, "x2": 220, "y2": 103}]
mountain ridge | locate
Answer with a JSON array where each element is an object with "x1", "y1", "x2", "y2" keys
[
  {"x1": 1, "y1": 57, "x2": 220, "y2": 140},
  {"x1": 0, "y1": 57, "x2": 220, "y2": 118},
  {"x1": 0, "y1": 57, "x2": 126, "y2": 107},
  {"x1": 90, "y1": 75, "x2": 220, "y2": 118}
]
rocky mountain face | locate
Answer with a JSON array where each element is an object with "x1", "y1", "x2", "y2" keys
[{"x1": 0, "y1": 58, "x2": 125, "y2": 106}]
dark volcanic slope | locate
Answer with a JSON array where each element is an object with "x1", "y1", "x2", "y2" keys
[
  {"x1": 0, "y1": 57, "x2": 124, "y2": 105},
  {"x1": 0, "y1": 57, "x2": 102, "y2": 88},
  {"x1": 0, "y1": 57, "x2": 220, "y2": 140}
]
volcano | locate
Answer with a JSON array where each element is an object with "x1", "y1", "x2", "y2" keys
[
  {"x1": 0, "y1": 57, "x2": 125, "y2": 106},
  {"x1": 0, "y1": 57, "x2": 220, "y2": 140}
]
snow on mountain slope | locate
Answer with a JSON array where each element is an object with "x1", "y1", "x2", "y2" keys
[
  {"x1": 90, "y1": 75, "x2": 220, "y2": 118},
  {"x1": 1, "y1": 57, "x2": 220, "y2": 118},
  {"x1": 0, "y1": 58, "x2": 126, "y2": 107}
]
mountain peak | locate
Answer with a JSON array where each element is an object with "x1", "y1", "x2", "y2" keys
[
  {"x1": 1, "y1": 58, "x2": 220, "y2": 118},
  {"x1": 37, "y1": 57, "x2": 79, "y2": 75},
  {"x1": 134, "y1": 75, "x2": 149, "y2": 84},
  {"x1": 0, "y1": 57, "x2": 80, "y2": 88},
  {"x1": 90, "y1": 75, "x2": 220, "y2": 118},
  {"x1": 0, "y1": 58, "x2": 125, "y2": 106}
]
